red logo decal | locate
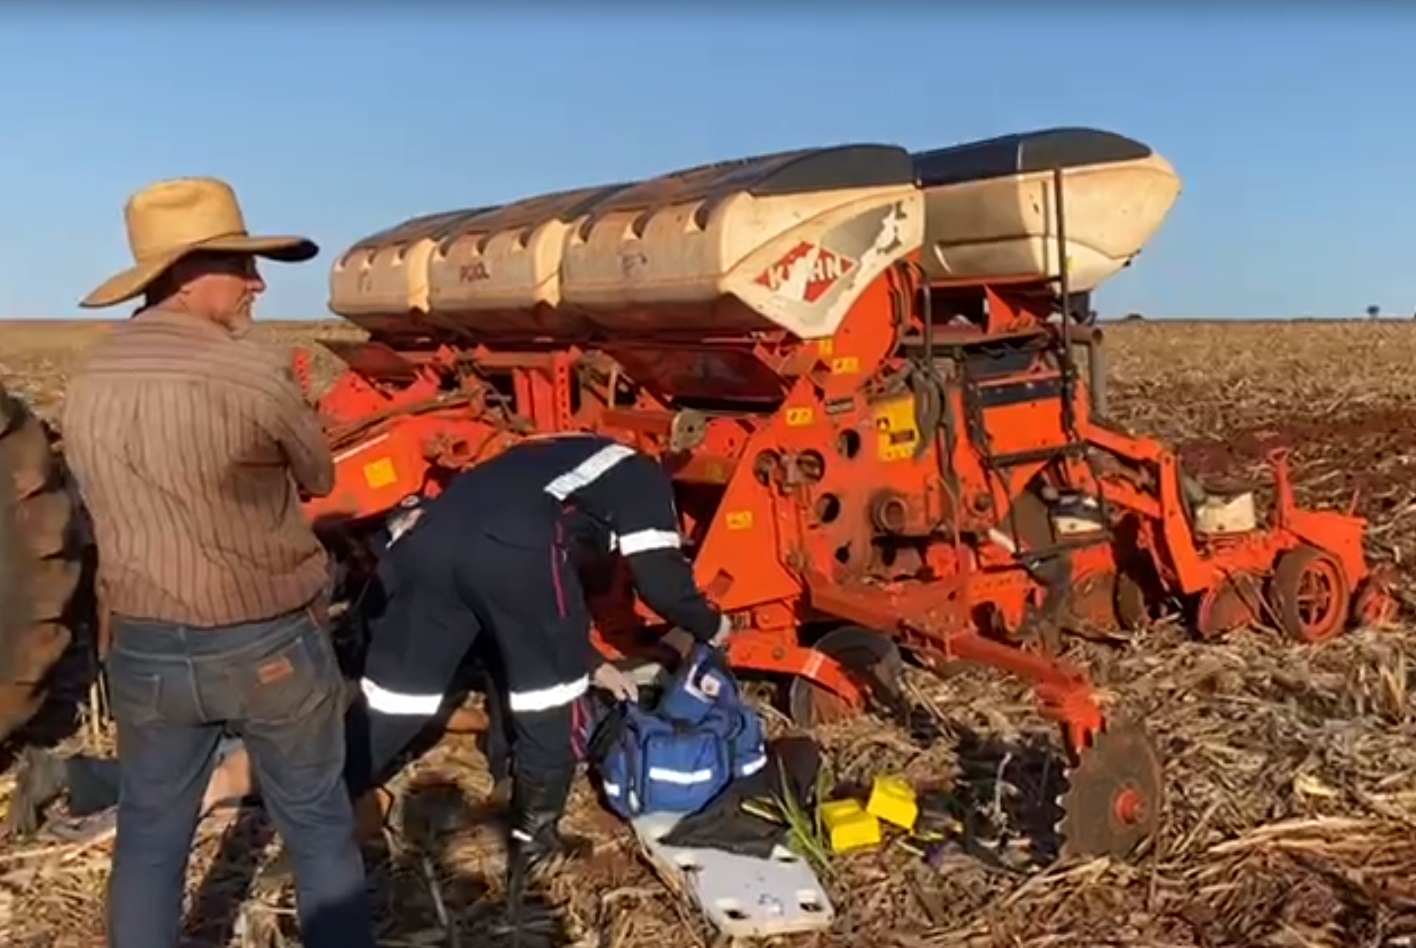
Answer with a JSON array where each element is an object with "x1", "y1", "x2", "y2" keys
[{"x1": 754, "y1": 242, "x2": 856, "y2": 304}]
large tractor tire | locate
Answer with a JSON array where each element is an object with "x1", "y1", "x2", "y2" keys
[{"x1": 0, "y1": 385, "x2": 90, "y2": 748}]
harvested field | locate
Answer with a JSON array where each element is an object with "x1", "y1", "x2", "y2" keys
[{"x1": 4, "y1": 317, "x2": 1416, "y2": 947}]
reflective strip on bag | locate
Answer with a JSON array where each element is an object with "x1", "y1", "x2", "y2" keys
[
  {"x1": 647, "y1": 766, "x2": 716, "y2": 785},
  {"x1": 738, "y1": 754, "x2": 767, "y2": 778}
]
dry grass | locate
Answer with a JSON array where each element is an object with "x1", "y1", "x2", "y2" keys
[{"x1": 5, "y1": 318, "x2": 1416, "y2": 947}]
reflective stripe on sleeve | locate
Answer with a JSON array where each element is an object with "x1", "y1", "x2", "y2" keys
[{"x1": 615, "y1": 528, "x2": 681, "y2": 556}]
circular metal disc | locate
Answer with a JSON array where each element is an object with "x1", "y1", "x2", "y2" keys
[{"x1": 1058, "y1": 719, "x2": 1164, "y2": 860}]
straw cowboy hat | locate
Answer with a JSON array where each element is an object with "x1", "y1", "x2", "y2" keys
[{"x1": 80, "y1": 176, "x2": 318, "y2": 309}]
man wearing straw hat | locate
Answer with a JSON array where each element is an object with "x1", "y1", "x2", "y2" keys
[{"x1": 61, "y1": 177, "x2": 377, "y2": 948}]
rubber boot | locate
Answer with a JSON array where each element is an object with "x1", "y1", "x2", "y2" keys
[
  {"x1": 507, "y1": 765, "x2": 591, "y2": 868},
  {"x1": 501, "y1": 766, "x2": 588, "y2": 945}
]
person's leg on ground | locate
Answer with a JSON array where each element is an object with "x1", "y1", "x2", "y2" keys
[
  {"x1": 104, "y1": 618, "x2": 224, "y2": 948},
  {"x1": 346, "y1": 547, "x2": 484, "y2": 801},
  {"x1": 472, "y1": 635, "x2": 515, "y2": 806},
  {"x1": 489, "y1": 612, "x2": 594, "y2": 940},
  {"x1": 230, "y1": 605, "x2": 376, "y2": 948}
]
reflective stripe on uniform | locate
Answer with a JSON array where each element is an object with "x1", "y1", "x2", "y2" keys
[
  {"x1": 543, "y1": 444, "x2": 636, "y2": 501},
  {"x1": 615, "y1": 528, "x2": 681, "y2": 556},
  {"x1": 360, "y1": 678, "x2": 444, "y2": 716},
  {"x1": 508, "y1": 674, "x2": 589, "y2": 713}
]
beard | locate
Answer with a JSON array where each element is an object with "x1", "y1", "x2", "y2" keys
[{"x1": 222, "y1": 301, "x2": 255, "y2": 337}]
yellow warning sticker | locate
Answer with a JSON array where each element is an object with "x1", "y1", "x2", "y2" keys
[
  {"x1": 785, "y1": 407, "x2": 815, "y2": 427},
  {"x1": 817, "y1": 338, "x2": 834, "y2": 356},
  {"x1": 873, "y1": 397, "x2": 919, "y2": 462},
  {"x1": 830, "y1": 356, "x2": 859, "y2": 375},
  {"x1": 725, "y1": 510, "x2": 754, "y2": 531},
  {"x1": 363, "y1": 457, "x2": 398, "y2": 489}
]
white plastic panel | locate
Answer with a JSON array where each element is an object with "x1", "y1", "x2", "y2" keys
[{"x1": 631, "y1": 811, "x2": 835, "y2": 938}]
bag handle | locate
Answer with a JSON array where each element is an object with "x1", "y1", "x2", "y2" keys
[{"x1": 586, "y1": 700, "x2": 632, "y2": 765}]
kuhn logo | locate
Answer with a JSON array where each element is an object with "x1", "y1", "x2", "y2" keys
[{"x1": 754, "y1": 242, "x2": 856, "y2": 304}]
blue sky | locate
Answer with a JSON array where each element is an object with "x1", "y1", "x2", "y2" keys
[{"x1": 0, "y1": 7, "x2": 1411, "y2": 321}]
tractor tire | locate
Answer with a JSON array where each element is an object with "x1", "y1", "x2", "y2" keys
[{"x1": 0, "y1": 385, "x2": 90, "y2": 748}]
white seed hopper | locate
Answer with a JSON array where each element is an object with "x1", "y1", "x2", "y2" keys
[
  {"x1": 913, "y1": 128, "x2": 1181, "y2": 292},
  {"x1": 327, "y1": 128, "x2": 1181, "y2": 342}
]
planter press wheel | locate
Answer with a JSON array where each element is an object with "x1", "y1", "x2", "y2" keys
[
  {"x1": 1269, "y1": 544, "x2": 1351, "y2": 644},
  {"x1": 785, "y1": 625, "x2": 904, "y2": 730},
  {"x1": 0, "y1": 387, "x2": 87, "y2": 746}
]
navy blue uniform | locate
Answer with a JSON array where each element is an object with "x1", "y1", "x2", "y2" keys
[{"x1": 350, "y1": 434, "x2": 724, "y2": 864}]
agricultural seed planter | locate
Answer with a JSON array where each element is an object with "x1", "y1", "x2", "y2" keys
[{"x1": 295, "y1": 127, "x2": 1397, "y2": 858}]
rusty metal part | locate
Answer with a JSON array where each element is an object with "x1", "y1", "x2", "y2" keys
[
  {"x1": 1269, "y1": 544, "x2": 1351, "y2": 644},
  {"x1": 1113, "y1": 571, "x2": 1150, "y2": 631},
  {"x1": 1194, "y1": 570, "x2": 1262, "y2": 639},
  {"x1": 1353, "y1": 565, "x2": 1400, "y2": 628},
  {"x1": 787, "y1": 625, "x2": 904, "y2": 729},
  {"x1": 667, "y1": 409, "x2": 709, "y2": 454},
  {"x1": 1066, "y1": 572, "x2": 1122, "y2": 633},
  {"x1": 1058, "y1": 718, "x2": 1164, "y2": 860}
]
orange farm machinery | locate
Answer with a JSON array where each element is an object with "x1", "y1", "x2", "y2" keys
[{"x1": 297, "y1": 127, "x2": 1397, "y2": 859}]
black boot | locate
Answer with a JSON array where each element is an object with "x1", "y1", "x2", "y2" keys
[
  {"x1": 506, "y1": 765, "x2": 590, "y2": 872},
  {"x1": 501, "y1": 766, "x2": 588, "y2": 946}
]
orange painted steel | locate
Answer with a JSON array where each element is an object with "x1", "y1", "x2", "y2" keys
[
  {"x1": 298, "y1": 253, "x2": 1391, "y2": 765},
  {"x1": 297, "y1": 137, "x2": 1394, "y2": 777}
]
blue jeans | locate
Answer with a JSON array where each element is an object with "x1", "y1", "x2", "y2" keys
[{"x1": 104, "y1": 604, "x2": 376, "y2": 948}]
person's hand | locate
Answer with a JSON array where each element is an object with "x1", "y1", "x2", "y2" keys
[{"x1": 592, "y1": 663, "x2": 639, "y2": 703}]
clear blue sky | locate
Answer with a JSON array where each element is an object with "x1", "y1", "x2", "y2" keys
[{"x1": 0, "y1": 7, "x2": 1411, "y2": 321}]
